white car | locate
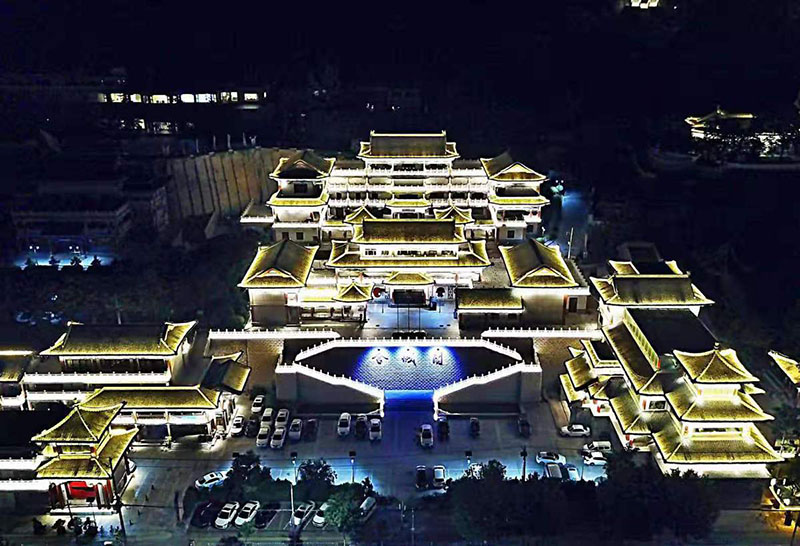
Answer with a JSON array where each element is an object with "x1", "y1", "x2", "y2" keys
[
  {"x1": 275, "y1": 409, "x2": 290, "y2": 428},
  {"x1": 369, "y1": 418, "x2": 382, "y2": 441},
  {"x1": 583, "y1": 451, "x2": 608, "y2": 466},
  {"x1": 256, "y1": 425, "x2": 271, "y2": 448},
  {"x1": 535, "y1": 451, "x2": 566, "y2": 465},
  {"x1": 261, "y1": 407, "x2": 274, "y2": 425},
  {"x1": 292, "y1": 502, "x2": 314, "y2": 526},
  {"x1": 195, "y1": 471, "x2": 227, "y2": 489},
  {"x1": 230, "y1": 415, "x2": 245, "y2": 437},
  {"x1": 215, "y1": 502, "x2": 240, "y2": 529},
  {"x1": 234, "y1": 501, "x2": 260, "y2": 526},
  {"x1": 337, "y1": 413, "x2": 352, "y2": 437},
  {"x1": 288, "y1": 418, "x2": 303, "y2": 441},
  {"x1": 564, "y1": 463, "x2": 580, "y2": 481},
  {"x1": 270, "y1": 427, "x2": 287, "y2": 449},
  {"x1": 419, "y1": 424, "x2": 434, "y2": 448},
  {"x1": 312, "y1": 501, "x2": 329, "y2": 527},
  {"x1": 432, "y1": 465, "x2": 447, "y2": 488},
  {"x1": 251, "y1": 396, "x2": 265, "y2": 414},
  {"x1": 560, "y1": 424, "x2": 591, "y2": 437}
]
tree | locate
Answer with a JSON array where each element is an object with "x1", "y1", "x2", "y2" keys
[
  {"x1": 662, "y1": 470, "x2": 719, "y2": 540},
  {"x1": 325, "y1": 484, "x2": 362, "y2": 541},
  {"x1": 772, "y1": 403, "x2": 800, "y2": 444},
  {"x1": 298, "y1": 458, "x2": 336, "y2": 485}
]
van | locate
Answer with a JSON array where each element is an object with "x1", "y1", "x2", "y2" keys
[
  {"x1": 582, "y1": 441, "x2": 612, "y2": 454},
  {"x1": 358, "y1": 496, "x2": 377, "y2": 521},
  {"x1": 544, "y1": 463, "x2": 563, "y2": 480}
]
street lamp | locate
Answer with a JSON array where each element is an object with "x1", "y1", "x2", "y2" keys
[
  {"x1": 349, "y1": 451, "x2": 357, "y2": 483},
  {"x1": 520, "y1": 447, "x2": 528, "y2": 482},
  {"x1": 289, "y1": 452, "x2": 297, "y2": 526},
  {"x1": 465, "y1": 450, "x2": 472, "y2": 475}
]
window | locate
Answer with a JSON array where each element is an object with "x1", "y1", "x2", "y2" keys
[
  {"x1": 130, "y1": 94, "x2": 142, "y2": 103},
  {"x1": 180, "y1": 93, "x2": 195, "y2": 103},
  {"x1": 507, "y1": 230, "x2": 516, "y2": 239},
  {"x1": 294, "y1": 183, "x2": 308, "y2": 194},
  {"x1": 647, "y1": 400, "x2": 667, "y2": 410},
  {"x1": 244, "y1": 93, "x2": 259, "y2": 101},
  {"x1": 150, "y1": 94, "x2": 170, "y2": 104},
  {"x1": 282, "y1": 232, "x2": 289, "y2": 240},
  {"x1": 196, "y1": 93, "x2": 213, "y2": 103},
  {"x1": 365, "y1": 249, "x2": 376, "y2": 256},
  {"x1": 295, "y1": 232, "x2": 304, "y2": 241},
  {"x1": 110, "y1": 93, "x2": 125, "y2": 103}
]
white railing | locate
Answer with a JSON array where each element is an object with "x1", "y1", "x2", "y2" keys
[
  {"x1": 294, "y1": 337, "x2": 522, "y2": 363},
  {"x1": 278, "y1": 363, "x2": 384, "y2": 415},
  {"x1": 0, "y1": 394, "x2": 25, "y2": 408},
  {"x1": 0, "y1": 480, "x2": 50, "y2": 492},
  {"x1": 26, "y1": 390, "x2": 87, "y2": 402},
  {"x1": 432, "y1": 362, "x2": 540, "y2": 415},
  {"x1": 0, "y1": 457, "x2": 43, "y2": 471},
  {"x1": 208, "y1": 328, "x2": 341, "y2": 340},
  {"x1": 23, "y1": 370, "x2": 171, "y2": 385},
  {"x1": 481, "y1": 326, "x2": 603, "y2": 339}
]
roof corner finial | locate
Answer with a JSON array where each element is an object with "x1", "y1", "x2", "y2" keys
[{"x1": 713, "y1": 341, "x2": 720, "y2": 350}]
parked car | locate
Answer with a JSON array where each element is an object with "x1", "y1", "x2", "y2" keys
[
  {"x1": 292, "y1": 502, "x2": 314, "y2": 526},
  {"x1": 251, "y1": 396, "x2": 265, "y2": 414},
  {"x1": 190, "y1": 501, "x2": 222, "y2": 528},
  {"x1": 415, "y1": 465, "x2": 428, "y2": 489},
  {"x1": 312, "y1": 502, "x2": 329, "y2": 527},
  {"x1": 261, "y1": 408, "x2": 274, "y2": 425},
  {"x1": 563, "y1": 463, "x2": 580, "y2": 481},
  {"x1": 355, "y1": 414, "x2": 369, "y2": 439},
  {"x1": 254, "y1": 503, "x2": 279, "y2": 529},
  {"x1": 256, "y1": 426, "x2": 271, "y2": 448},
  {"x1": 195, "y1": 471, "x2": 227, "y2": 489},
  {"x1": 436, "y1": 416, "x2": 449, "y2": 440},
  {"x1": 582, "y1": 441, "x2": 613, "y2": 455},
  {"x1": 214, "y1": 502, "x2": 240, "y2": 529},
  {"x1": 270, "y1": 427, "x2": 287, "y2": 449},
  {"x1": 304, "y1": 418, "x2": 318, "y2": 440},
  {"x1": 583, "y1": 451, "x2": 608, "y2": 466},
  {"x1": 544, "y1": 463, "x2": 563, "y2": 480},
  {"x1": 245, "y1": 416, "x2": 260, "y2": 438},
  {"x1": 358, "y1": 496, "x2": 377, "y2": 522},
  {"x1": 469, "y1": 417, "x2": 481, "y2": 437},
  {"x1": 517, "y1": 415, "x2": 531, "y2": 437},
  {"x1": 419, "y1": 424, "x2": 434, "y2": 447},
  {"x1": 288, "y1": 418, "x2": 303, "y2": 441},
  {"x1": 535, "y1": 451, "x2": 566, "y2": 465},
  {"x1": 337, "y1": 413, "x2": 352, "y2": 437},
  {"x1": 230, "y1": 415, "x2": 245, "y2": 437},
  {"x1": 432, "y1": 465, "x2": 447, "y2": 489},
  {"x1": 560, "y1": 423, "x2": 591, "y2": 437},
  {"x1": 234, "y1": 501, "x2": 260, "y2": 526},
  {"x1": 14, "y1": 311, "x2": 35, "y2": 325},
  {"x1": 369, "y1": 418, "x2": 382, "y2": 441},
  {"x1": 275, "y1": 409, "x2": 290, "y2": 428}
]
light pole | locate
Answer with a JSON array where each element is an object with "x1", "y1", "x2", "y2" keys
[
  {"x1": 520, "y1": 447, "x2": 528, "y2": 482},
  {"x1": 289, "y1": 452, "x2": 297, "y2": 526},
  {"x1": 465, "y1": 450, "x2": 472, "y2": 475},
  {"x1": 349, "y1": 451, "x2": 357, "y2": 483}
]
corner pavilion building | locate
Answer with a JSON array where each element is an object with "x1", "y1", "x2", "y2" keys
[
  {"x1": 563, "y1": 260, "x2": 781, "y2": 478},
  {"x1": 238, "y1": 131, "x2": 588, "y2": 326}
]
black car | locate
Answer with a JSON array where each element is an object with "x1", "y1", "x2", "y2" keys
[
  {"x1": 415, "y1": 465, "x2": 429, "y2": 489},
  {"x1": 469, "y1": 417, "x2": 480, "y2": 437},
  {"x1": 245, "y1": 416, "x2": 260, "y2": 438},
  {"x1": 254, "y1": 503, "x2": 280, "y2": 529},
  {"x1": 304, "y1": 418, "x2": 318, "y2": 440},
  {"x1": 437, "y1": 417, "x2": 449, "y2": 440},
  {"x1": 190, "y1": 501, "x2": 222, "y2": 528},
  {"x1": 354, "y1": 415, "x2": 368, "y2": 439},
  {"x1": 517, "y1": 416, "x2": 531, "y2": 437}
]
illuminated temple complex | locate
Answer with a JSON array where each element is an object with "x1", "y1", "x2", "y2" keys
[{"x1": 560, "y1": 259, "x2": 782, "y2": 478}]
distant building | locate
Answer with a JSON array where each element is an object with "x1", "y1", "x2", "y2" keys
[{"x1": 685, "y1": 106, "x2": 755, "y2": 140}]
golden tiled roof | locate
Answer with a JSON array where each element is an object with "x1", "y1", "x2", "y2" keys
[
  {"x1": 0, "y1": 356, "x2": 26, "y2": 383},
  {"x1": 455, "y1": 288, "x2": 523, "y2": 311},
  {"x1": 590, "y1": 275, "x2": 713, "y2": 307},
  {"x1": 769, "y1": 350, "x2": 800, "y2": 386},
  {"x1": 480, "y1": 151, "x2": 547, "y2": 182},
  {"x1": 580, "y1": 339, "x2": 620, "y2": 368},
  {"x1": 334, "y1": 282, "x2": 372, "y2": 303},
  {"x1": 499, "y1": 240, "x2": 578, "y2": 289},
  {"x1": 653, "y1": 419, "x2": 781, "y2": 464},
  {"x1": 608, "y1": 260, "x2": 684, "y2": 275},
  {"x1": 359, "y1": 131, "x2": 458, "y2": 158},
  {"x1": 33, "y1": 404, "x2": 123, "y2": 444},
  {"x1": 609, "y1": 388, "x2": 651, "y2": 435},
  {"x1": 603, "y1": 322, "x2": 664, "y2": 395},
  {"x1": 674, "y1": 347, "x2": 759, "y2": 384},
  {"x1": 665, "y1": 382, "x2": 772, "y2": 422},
  {"x1": 41, "y1": 321, "x2": 197, "y2": 357},
  {"x1": 684, "y1": 107, "x2": 754, "y2": 128},
  {"x1": 566, "y1": 352, "x2": 595, "y2": 390},
  {"x1": 271, "y1": 150, "x2": 334, "y2": 179},
  {"x1": 560, "y1": 374, "x2": 584, "y2": 403},
  {"x1": 434, "y1": 205, "x2": 473, "y2": 224},
  {"x1": 239, "y1": 240, "x2": 318, "y2": 289},
  {"x1": 80, "y1": 386, "x2": 220, "y2": 410},
  {"x1": 267, "y1": 188, "x2": 329, "y2": 207},
  {"x1": 489, "y1": 193, "x2": 549, "y2": 206},
  {"x1": 36, "y1": 427, "x2": 138, "y2": 479},
  {"x1": 344, "y1": 206, "x2": 376, "y2": 225},
  {"x1": 386, "y1": 197, "x2": 431, "y2": 208},
  {"x1": 328, "y1": 241, "x2": 490, "y2": 269},
  {"x1": 384, "y1": 272, "x2": 434, "y2": 285},
  {"x1": 353, "y1": 219, "x2": 465, "y2": 244}
]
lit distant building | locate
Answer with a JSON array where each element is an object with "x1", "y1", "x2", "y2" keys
[
  {"x1": 684, "y1": 106, "x2": 755, "y2": 140},
  {"x1": 630, "y1": 0, "x2": 659, "y2": 8}
]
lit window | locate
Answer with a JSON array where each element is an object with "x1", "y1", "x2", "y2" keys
[
  {"x1": 180, "y1": 93, "x2": 195, "y2": 103},
  {"x1": 244, "y1": 93, "x2": 259, "y2": 101},
  {"x1": 151, "y1": 94, "x2": 170, "y2": 104},
  {"x1": 220, "y1": 92, "x2": 231, "y2": 103},
  {"x1": 196, "y1": 93, "x2": 213, "y2": 103},
  {"x1": 95, "y1": 93, "x2": 108, "y2": 103},
  {"x1": 133, "y1": 119, "x2": 145, "y2": 130},
  {"x1": 110, "y1": 93, "x2": 125, "y2": 103},
  {"x1": 230, "y1": 92, "x2": 238, "y2": 101},
  {"x1": 130, "y1": 94, "x2": 142, "y2": 103}
]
